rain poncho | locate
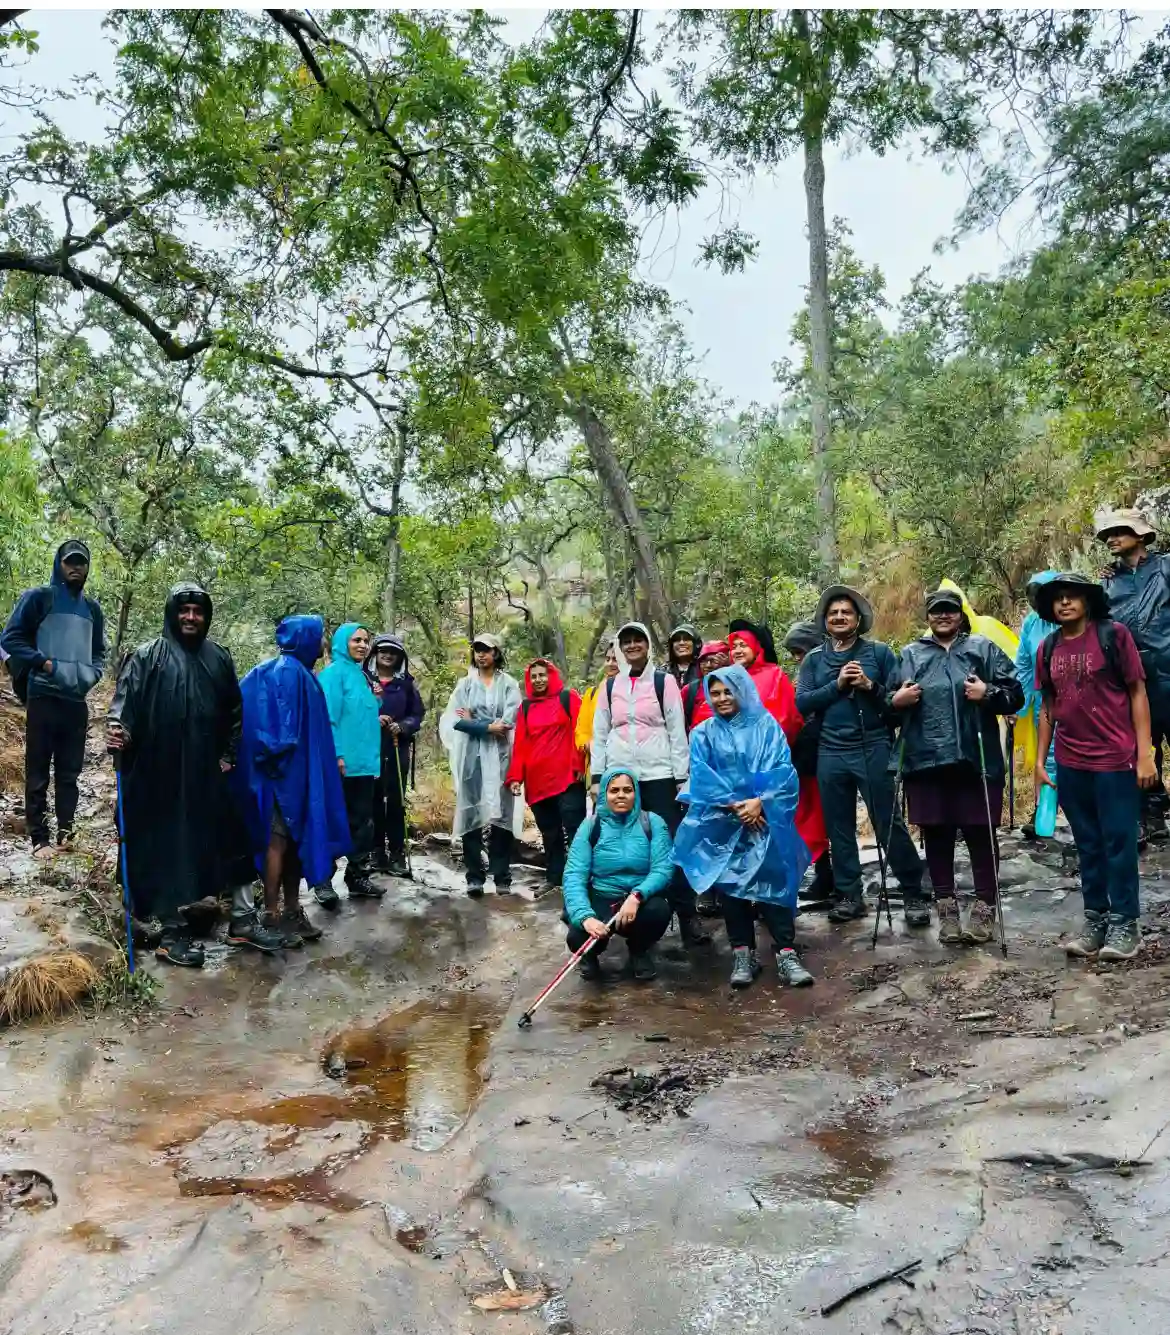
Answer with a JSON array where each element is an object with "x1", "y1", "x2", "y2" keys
[
  {"x1": 439, "y1": 663, "x2": 522, "y2": 837},
  {"x1": 505, "y1": 659, "x2": 583, "y2": 805},
  {"x1": 675, "y1": 665, "x2": 810, "y2": 909},
  {"x1": 109, "y1": 583, "x2": 242, "y2": 921},
  {"x1": 319, "y1": 621, "x2": 381, "y2": 777},
  {"x1": 1016, "y1": 572, "x2": 1060, "y2": 775},
  {"x1": 235, "y1": 615, "x2": 351, "y2": 886}
]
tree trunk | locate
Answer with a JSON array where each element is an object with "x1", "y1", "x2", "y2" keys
[
  {"x1": 380, "y1": 417, "x2": 408, "y2": 631},
  {"x1": 467, "y1": 582, "x2": 475, "y2": 643},
  {"x1": 114, "y1": 581, "x2": 134, "y2": 659},
  {"x1": 802, "y1": 120, "x2": 838, "y2": 583}
]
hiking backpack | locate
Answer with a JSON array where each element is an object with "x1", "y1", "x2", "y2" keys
[
  {"x1": 585, "y1": 811, "x2": 652, "y2": 845},
  {"x1": 605, "y1": 667, "x2": 668, "y2": 718},
  {"x1": 521, "y1": 688, "x2": 572, "y2": 723}
]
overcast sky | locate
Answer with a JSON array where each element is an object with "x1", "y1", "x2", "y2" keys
[{"x1": 13, "y1": 8, "x2": 1155, "y2": 410}]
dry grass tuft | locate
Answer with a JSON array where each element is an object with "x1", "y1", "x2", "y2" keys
[
  {"x1": 407, "y1": 771, "x2": 456, "y2": 837},
  {"x1": 0, "y1": 951, "x2": 99, "y2": 1026},
  {"x1": 0, "y1": 702, "x2": 24, "y2": 793}
]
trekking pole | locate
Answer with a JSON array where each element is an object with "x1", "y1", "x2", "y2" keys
[
  {"x1": 517, "y1": 912, "x2": 620, "y2": 1028},
  {"x1": 110, "y1": 752, "x2": 136, "y2": 975},
  {"x1": 872, "y1": 739, "x2": 906, "y2": 949},
  {"x1": 392, "y1": 735, "x2": 414, "y2": 880},
  {"x1": 853, "y1": 699, "x2": 894, "y2": 944},
  {"x1": 975, "y1": 730, "x2": 1009, "y2": 959}
]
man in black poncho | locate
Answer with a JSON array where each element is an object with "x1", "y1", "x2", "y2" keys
[{"x1": 107, "y1": 583, "x2": 279, "y2": 967}]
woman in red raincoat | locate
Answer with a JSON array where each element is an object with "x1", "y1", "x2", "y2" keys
[{"x1": 728, "y1": 621, "x2": 831, "y2": 885}]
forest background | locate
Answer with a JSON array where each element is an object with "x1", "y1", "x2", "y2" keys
[{"x1": 3, "y1": 7, "x2": 1170, "y2": 734}]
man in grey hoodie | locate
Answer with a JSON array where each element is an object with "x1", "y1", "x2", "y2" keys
[{"x1": 2, "y1": 539, "x2": 105, "y2": 855}]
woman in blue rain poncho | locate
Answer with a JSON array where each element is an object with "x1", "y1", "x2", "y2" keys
[{"x1": 675, "y1": 664, "x2": 814, "y2": 990}]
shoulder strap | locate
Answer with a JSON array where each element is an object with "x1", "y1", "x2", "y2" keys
[
  {"x1": 605, "y1": 675, "x2": 615, "y2": 708},
  {"x1": 560, "y1": 687, "x2": 571, "y2": 720},
  {"x1": 1039, "y1": 629, "x2": 1058, "y2": 693},
  {"x1": 587, "y1": 815, "x2": 601, "y2": 848},
  {"x1": 1097, "y1": 620, "x2": 1125, "y2": 685},
  {"x1": 653, "y1": 667, "x2": 667, "y2": 718},
  {"x1": 683, "y1": 680, "x2": 699, "y2": 729},
  {"x1": 639, "y1": 810, "x2": 651, "y2": 839}
]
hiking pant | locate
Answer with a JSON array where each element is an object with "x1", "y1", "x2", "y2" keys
[
  {"x1": 1057, "y1": 764, "x2": 1140, "y2": 921},
  {"x1": 25, "y1": 695, "x2": 87, "y2": 847},
  {"x1": 721, "y1": 894, "x2": 796, "y2": 952},
  {"x1": 530, "y1": 781, "x2": 587, "y2": 887},
  {"x1": 922, "y1": 825, "x2": 999, "y2": 905},
  {"x1": 342, "y1": 775, "x2": 376, "y2": 873},
  {"x1": 463, "y1": 824, "x2": 513, "y2": 887},
  {"x1": 637, "y1": 776, "x2": 698, "y2": 922},
  {"x1": 817, "y1": 744, "x2": 923, "y2": 902},
  {"x1": 566, "y1": 894, "x2": 671, "y2": 956},
  {"x1": 373, "y1": 743, "x2": 411, "y2": 859}
]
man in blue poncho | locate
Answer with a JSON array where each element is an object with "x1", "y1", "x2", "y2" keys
[
  {"x1": 675, "y1": 664, "x2": 814, "y2": 990},
  {"x1": 234, "y1": 615, "x2": 351, "y2": 947}
]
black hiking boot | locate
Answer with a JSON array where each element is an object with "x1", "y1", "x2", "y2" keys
[
  {"x1": 827, "y1": 893, "x2": 867, "y2": 923},
  {"x1": 282, "y1": 905, "x2": 323, "y2": 943},
  {"x1": 156, "y1": 929, "x2": 204, "y2": 969},
  {"x1": 263, "y1": 910, "x2": 303, "y2": 949},
  {"x1": 903, "y1": 897, "x2": 932, "y2": 929},
  {"x1": 467, "y1": 879, "x2": 486, "y2": 899},
  {"x1": 494, "y1": 877, "x2": 514, "y2": 895},
  {"x1": 695, "y1": 890, "x2": 721, "y2": 918},
  {"x1": 372, "y1": 848, "x2": 391, "y2": 871},
  {"x1": 346, "y1": 868, "x2": 386, "y2": 899},
  {"x1": 226, "y1": 912, "x2": 284, "y2": 954},
  {"x1": 578, "y1": 949, "x2": 603, "y2": 982},
  {"x1": 386, "y1": 855, "x2": 411, "y2": 878},
  {"x1": 312, "y1": 881, "x2": 342, "y2": 910},
  {"x1": 776, "y1": 948, "x2": 814, "y2": 987},
  {"x1": 729, "y1": 946, "x2": 760, "y2": 989},
  {"x1": 678, "y1": 913, "x2": 711, "y2": 946},
  {"x1": 629, "y1": 949, "x2": 657, "y2": 982}
]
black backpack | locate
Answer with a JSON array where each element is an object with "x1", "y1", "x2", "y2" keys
[
  {"x1": 682, "y1": 679, "x2": 702, "y2": 731},
  {"x1": 522, "y1": 688, "x2": 572, "y2": 723},
  {"x1": 606, "y1": 667, "x2": 668, "y2": 718},
  {"x1": 5, "y1": 587, "x2": 54, "y2": 704},
  {"x1": 585, "y1": 811, "x2": 652, "y2": 845},
  {"x1": 1038, "y1": 620, "x2": 1125, "y2": 697}
]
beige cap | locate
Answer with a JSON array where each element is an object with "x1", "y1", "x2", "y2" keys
[
  {"x1": 471, "y1": 632, "x2": 502, "y2": 650},
  {"x1": 1095, "y1": 506, "x2": 1156, "y2": 541}
]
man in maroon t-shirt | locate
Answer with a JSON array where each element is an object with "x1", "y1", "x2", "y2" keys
[{"x1": 1034, "y1": 573, "x2": 1156, "y2": 962}]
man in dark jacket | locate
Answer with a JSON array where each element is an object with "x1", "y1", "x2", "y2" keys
[
  {"x1": 795, "y1": 585, "x2": 925, "y2": 923},
  {"x1": 667, "y1": 623, "x2": 702, "y2": 688},
  {"x1": 107, "y1": 583, "x2": 282, "y2": 965},
  {"x1": 1097, "y1": 506, "x2": 1170, "y2": 840},
  {"x1": 365, "y1": 633, "x2": 425, "y2": 878},
  {"x1": 2, "y1": 539, "x2": 105, "y2": 856}
]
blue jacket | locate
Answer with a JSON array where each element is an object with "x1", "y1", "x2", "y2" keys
[
  {"x1": 2, "y1": 540, "x2": 105, "y2": 701},
  {"x1": 794, "y1": 638, "x2": 898, "y2": 752},
  {"x1": 562, "y1": 767, "x2": 674, "y2": 928},
  {"x1": 318, "y1": 622, "x2": 381, "y2": 778}
]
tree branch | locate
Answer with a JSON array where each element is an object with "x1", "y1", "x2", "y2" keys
[{"x1": 571, "y1": 10, "x2": 640, "y2": 181}]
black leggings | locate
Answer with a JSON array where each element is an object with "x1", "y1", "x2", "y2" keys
[
  {"x1": 373, "y1": 744, "x2": 410, "y2": 857},
  {"x1": 722, "y1": 894, "x2": 796, "y2": 951},
  {"x1": 566, "y1": 895, "x2": 672, "y2": 955}
]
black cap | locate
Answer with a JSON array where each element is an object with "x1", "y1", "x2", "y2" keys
[
  {"x1": 58, "y1": 539, "x2": 90, "y2": 564},
  {"x1": 925, "y1": 589, "x2": 963, "y2": 613}
]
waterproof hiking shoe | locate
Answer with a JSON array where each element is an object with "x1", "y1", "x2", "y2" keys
[
  {"x1": 263, "y1": 911, "x2": 303, "y2": 949},
  {"x1": 1099, "y1": 919, "x2": 1141, "y2": 962},
  {"x1": 312, "y1": 882, "x2": 342, "y2": 911},
  {"x1": 630, "y1": 950, "x2": 657, "y2": 982},
  {"x1": 962, "y1": 900, "x2": 997, "y2": 946},
  {"x1": 827, "y1": 894, "x2": 867, "y2": 923},
  {"x1": 386, "y1": 855, "x2": 411, "y2": 879},
  {"x1": 936, "y1": 897, "x2": 962, "y2": 945},
  {"x1": 696, "y1": 890, "x2": 721, "y2": 918},
  {"x1": 467, "y1": 880, "x2": 486, "y2": 899},
  {"x1": 372, "y1": 849, "x2": 391, "y2": 871},
  {"x1": 1065, "y1": 912, "x2": 1107, "y2": 958},
  {"x1": 156, "y1": 930, "x2": 204, "y2": 969},
  {"x1": 283, "y1": 906, "x2": 323, "y2": 943},
  {"x1": 494, "y1": 878, "x2": 514, "y2": 895},
  {"x1": 679, "y1": 914, "x2": 711, "y2": 946},
  {"x1": 904, "y1": 899, "x2": 932, "y2": 929},
  {"x1": 776, "y1": 949, "x2": 814, "y2": 987},
  {"x1": 729, "y1": 946, "x2": 760, "y2": 989},
  {"x1": 346, "y1": 873, "x2": 386, "y2": 899},
  {"x1": 226, "y1": 913, "x2": 283, "y2": 954},
  {"x1": 578, "y1": 948, "x2": 603, "y2": 981}
]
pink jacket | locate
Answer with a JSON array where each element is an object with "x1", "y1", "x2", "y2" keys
[{"x1": 589, "y1": 666, "x2": 690, "y2": 782}]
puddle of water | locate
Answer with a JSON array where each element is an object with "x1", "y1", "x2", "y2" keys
[{"x1": 804, "y1": 1121, "x2": 891, "y2": 1206}]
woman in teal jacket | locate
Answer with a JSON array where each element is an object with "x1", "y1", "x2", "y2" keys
[
  {"x1": 318, "y1": 622, "x2": 383, "y2": 902},
  {"x1": 562, "y1": 767, "x2": 674, "y2": 982}
]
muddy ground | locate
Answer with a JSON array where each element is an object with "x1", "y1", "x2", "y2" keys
[{"x1": 2, "y1": 735, "x2": 1170, "y2": 1332}]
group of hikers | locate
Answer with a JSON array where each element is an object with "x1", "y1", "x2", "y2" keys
[{"x1": 1, "y1": 502, "x2": 1167, "y2": 982}]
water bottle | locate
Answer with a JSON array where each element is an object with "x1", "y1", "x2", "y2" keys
[{"x1": 1035, "y1": 757, "x2": 1058, "y2": 838}]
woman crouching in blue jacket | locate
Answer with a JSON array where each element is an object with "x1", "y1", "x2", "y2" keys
[{"x1": 562, "y1": 767, "x2": 674, "y2": 982}]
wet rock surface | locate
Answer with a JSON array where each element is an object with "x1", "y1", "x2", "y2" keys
[{"x1": 1, "y1": 805, "x2": 1170, "y2": 1331}]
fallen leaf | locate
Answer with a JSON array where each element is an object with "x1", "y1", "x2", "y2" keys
[{"x1": 472, "y1": 1288, "x2": 546, "y2": 1312}]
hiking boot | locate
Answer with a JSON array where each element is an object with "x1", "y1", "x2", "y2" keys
[
  {"x1": 1099, "y1": 918, "x2": 1141, "y2": 962},
  {"x1": 776, "y1": 948, "x2": 814, "y2": 987},
  {"x1": 494, "y1": 878, "x2": 513, "y2": 895},
  {"x1": 630, "y1": 950, "x2": 657, "y2": 981},
  {"x1": 372, "y1": 848, "x2": 391, "y2": 871},
  {"x1": 729, "y1": 945, "x2": 760, "y2": 989},
  {"x1": 827, "y1": 893, "x2": 867, "y2": 923},
  {"x1": 226, "y1": 912, "x2": 283, "y2": 954},
  {"x1": 679, "y1": 914, "x2": 711, "y2": 946},
  {"x1": 346, "y1": 870, "x2": 386, "y2": 899},
  {"x1": 282, "y1": 905, "x2": 323, "y2": 943},
  {"x1": 1142, "y1": 814, "x2": 1169, "y2": 845},
  {"x1": 578, "y1": 948, "x2": 603, "y2": 981},
  {"x1": 312, "y1": 882, "x2": 342, "y2": 911},
  {"x1": 802, "y1": 852, "x2": 835, "y2": 901},
  {"x1": 156, "y1": 929, "x2": 204, "y2": 968},
  {"x1": 1065, "y1": 911, "x2": 1107, "y2": 958},
  {"x1": 936, "y1": 896, "x2": 962, "y2": 945},
  {"x1": 696, "y1": 890, "x2": 721, "y2": 918},
  {"x1": 263, "y1": 910, "x2": 303, "y2": 949},
  {"x1": 467, "y1": 880, "x2": 486, "y2": 899},
  {"x1": 962, "y1": 900, "x2": 997, "y2": 946},
  {"x1": 386, "y1": 855, "x2": 411, "y2": 878},
  {"x1": 904, "y1": 898, "x2": 932, "y2": 929}
]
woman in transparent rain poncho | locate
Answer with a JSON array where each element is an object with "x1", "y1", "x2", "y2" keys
[
  {"x1": 439, "y1": 633, "x2": 523, "y2": 897},
  {"x1": 674, "y1": 664, "x2": 814, "y2": 990}
]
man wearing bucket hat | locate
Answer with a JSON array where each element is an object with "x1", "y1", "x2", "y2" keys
[
  {"x1": 1097, "y1": 506, "x2": 1170, "y2": 841},
  {"x1": 1033, "y1": 572, "x2": 1155, "y2": 961},
  {"x1": 795, "y1": 585, "x2": 925, "y2": 924}
]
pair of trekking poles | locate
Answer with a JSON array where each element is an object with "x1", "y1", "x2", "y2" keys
[{"x1": 858, "y1": 698, "x2": 1007, "y2": 958}]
